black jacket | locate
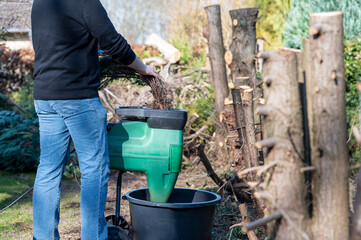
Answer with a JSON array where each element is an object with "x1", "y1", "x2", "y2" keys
[{"x1": 31, "y1": 0, "x2": 136, "y2": 100}]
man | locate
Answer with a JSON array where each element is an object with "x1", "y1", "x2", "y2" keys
[{"x1": 31, "y1": 0, "x2": 157, "y2": 239}]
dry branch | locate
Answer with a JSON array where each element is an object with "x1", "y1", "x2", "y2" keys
[
  {"x1": 243, "y1": 211, "x2": 282, "y2": 233},
  {"x1": 0, "y1": 93, "x2": 26, "y2": 113},
  {"x1": 197, "y1": 144, "x2": 251, "y2": 202},
  {"x1": 255, "y1": 138, "x2": 277, "y2": 149},
  {"x1": 183, "y1": 126, "x2": 207, "y2": 144},
  {"x1": 98, "y1": 58, "x2": 173, "y2": 110}
]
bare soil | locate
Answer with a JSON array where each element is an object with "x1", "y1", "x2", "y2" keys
[{"x1": 57, "y1": 162, "x2": 240, "y2": 240}]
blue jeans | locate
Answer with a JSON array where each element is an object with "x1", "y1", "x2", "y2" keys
[{"x1": 33, "y1": 97, "x2": 110, "y2": 240}]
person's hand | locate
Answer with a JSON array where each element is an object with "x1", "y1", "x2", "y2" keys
[
  {"x1": 127, "y1": 56, "x2": 158, "y2": 80},
  {"x1": 139, "y1": 65, "x2": 158, "y2": 79}
]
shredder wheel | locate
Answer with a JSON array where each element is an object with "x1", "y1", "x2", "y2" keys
[
  {"x1": 106, "y1": 214, "x2": 131, "y2": 240},
  {"x1": 106, "y1": 214, "x2": 130, "y2": 229},
  {"x1": 108, "y1": 225, "x2": 129, "y2": 240}
]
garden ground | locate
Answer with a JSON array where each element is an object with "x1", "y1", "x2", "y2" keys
[{"x1": 0, "y1": 163, "x2": 248, "y2": 240}]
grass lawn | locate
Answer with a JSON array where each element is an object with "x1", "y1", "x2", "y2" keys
[
  {"x1": 0, "y1": 171, "x2": 35, "y2": 239},
  {"x1": 0, "y1": 171, "x2": 82, "y2": 240},
  {"x1": 0, "y1": 169, "x2": 246, "y2": 239}
]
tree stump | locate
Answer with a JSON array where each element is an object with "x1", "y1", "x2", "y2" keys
[
  {"x1": 258, "y1": 49, "x2": 308, "y2": 239},
  {"x1": 307, "y1": 12, "x2": 349, "y2": 240},
  {"x1": 203, "y1": 5, "x2": 229, "y2": 118}
]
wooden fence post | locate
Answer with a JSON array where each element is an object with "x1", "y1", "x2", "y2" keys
[
  {"x1": 257, "y1": 50, "x2": 308, "y2": 239},
  {"x1": 307, "y1": 12, "x2": 349, "y2": 240},
  {"x1": 203, "y1": 5, "x2": 229, "y2": 119},
  {"x1": 226, "y1": 7, "x2": 265, "y2": 218},
  {"x1": 226, "y1": 8, "x2": 258, "y2": 88}
]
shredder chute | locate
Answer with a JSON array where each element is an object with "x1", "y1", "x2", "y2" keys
[
  {"x1": 107, "y1": 106, "x2": 187, "y2": 203},
  {"x1": 106, "y1": 107, "x2": 187, "y2": 238}
]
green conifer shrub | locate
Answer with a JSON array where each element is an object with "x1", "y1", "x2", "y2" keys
[
  {"x1": 0, "y1": 111, "x2": 39, "y2": 172},
  {"x1": 284, "y1": 0, "x2": 361, "y2": 49}
]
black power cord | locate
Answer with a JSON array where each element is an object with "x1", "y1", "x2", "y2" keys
[{"x1": 0, "y1": 186, "x2": 33, "y2": 213}]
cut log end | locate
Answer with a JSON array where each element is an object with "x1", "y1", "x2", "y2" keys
[
  {"x1": 232, "y1": 19, "x2": 238, "y2": 26},
  {"x1": 224, "y1": 50, "x2": 233, "y2": 65},
  {"x1": 263, "y1": 76, "x2": 273, "y2": 87},
  {"x1": 256, "y1": 106, "x2": 271, "y2": 116},
  {"x1": 239, "y1": 85, "x2": 251, "y2": 90},
  {"x1": 256, "y1": 51, "x2": 270, "y2": 59},
  {"x1": 310, "y1": 11, "x2": 344, "y2": 17},
  {"x1": 224, "y1": 97, "x2": 233, "y2": 105},
  {"x1": 255, "y1": 138, "x2": 277, "y2": 149},
  {"x1": 244, "y1": 88, "x2": 253, "y2": 93},
  {"x1": 309, "y1": 24, "x2": 322, "y2": 37},
  {"x1": 357, "y1": 82, "x2": 361, "y2": 93}
]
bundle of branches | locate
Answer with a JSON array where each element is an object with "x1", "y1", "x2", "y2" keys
[{"x1": 99, "y1": 55, "x2": 173, "y2": 110}]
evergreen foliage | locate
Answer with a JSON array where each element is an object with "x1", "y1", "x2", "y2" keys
[
  {"x1": 345, "y1": 36, "x2": 361, "y2": 122},
  {"x1": 345, "y1": 36, "x2": 361, "y2": 163},
  {"x1": 284, "y1": 0, "x2": 361, "y2": 49},
  {"x1": 254, "y1": 0, "x2": 291, "y2": 49},
  {"x1": 0, "y1": 110, "x2": 39, "y2": 172}
]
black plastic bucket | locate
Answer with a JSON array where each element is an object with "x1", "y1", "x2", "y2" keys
[{"x1": 124, "y1": 188, "x2": 221, "y2": 240}]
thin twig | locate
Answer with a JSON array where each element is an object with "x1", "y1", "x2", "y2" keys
[
  {"x1": 243, "y1": 211, "x2": 282, "y2": 232},
  {"x1": 255, "y1": 191, "x2": 310, "y2": 240},
  {"x1": 104, "y1": 88, "x2": 123, "y2": 105}
]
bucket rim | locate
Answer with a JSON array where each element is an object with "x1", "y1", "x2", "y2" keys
[{"x1": 123, "y1": 188, "x2": 222, "y2": 209}]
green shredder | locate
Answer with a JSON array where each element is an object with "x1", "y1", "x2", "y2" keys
[{"x1": 107, "y1": 106, "x2": 187, "y2": 203}]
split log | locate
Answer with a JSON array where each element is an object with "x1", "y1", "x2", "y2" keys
[
  {"x1": 230, "y1": 88, "x2": 248, "y2": 165},
  {"x1": 243, "y1": 89, "x2": 265, "y2": 216},
  {"x1": 142, "y1": 56, "x2": 167, "y2": 67},
  {"x1": 144, "y1": 33, "x2": 180, "y2": 63},
  {"x1": 228, "y1": 8, "x2": 262, "y2": 137},
  {"x1": 243, "y1": 89, "x2": 259, "y2": 172},
  {"x1": 255, "y1": 39, "x2": 265, "y2": 145},
  {"x1": 261, "y1": 49, "x2": 307, "y2": 239},
  {"x1": 307, "y1": 12, "x2": 349, "y2": 240},
  {"x1": 203, "y1": 5, "x2": 229, "y2": 118},
  {"x1": 220, "y1": 101, "x2": 245, "y2": 168},
  {"x1": 226, "y1": 7, "x2": 260, "y2": 172}
]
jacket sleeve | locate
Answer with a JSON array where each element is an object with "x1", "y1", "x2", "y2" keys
[{"x1": 82, "y1": 0, "x2": 136, "y2": 64}]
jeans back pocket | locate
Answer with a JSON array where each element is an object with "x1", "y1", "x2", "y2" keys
[{"x1": 52, "y1": 100, "x2": 81, "y2": 115}]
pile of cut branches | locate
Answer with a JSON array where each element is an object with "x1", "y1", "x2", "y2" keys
[{"x1": 99, "y1": 55, "x2": 173, "y2": 110}]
